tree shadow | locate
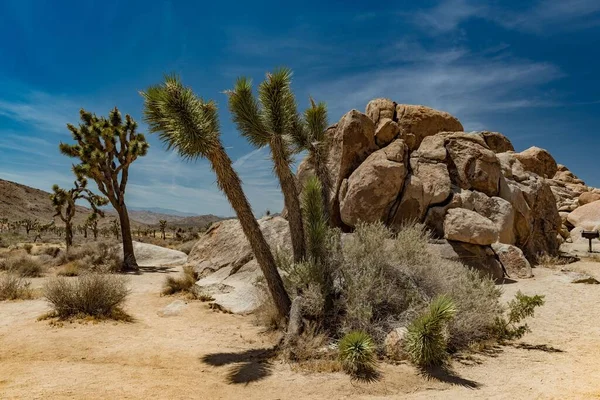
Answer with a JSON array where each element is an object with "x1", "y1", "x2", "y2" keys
[
  {"x1": 419, "y1": 365, "x2": 481, "y2": 389},
  {"x1": 350, "y1": 367, "x2": 382, "y2": 383},
  {"x1": 512, "y1": 343, "x2": 564, "y2": 353},
  {"x1": 133, "y1": 265, "x2": 176, "y2": 274},
  {"x1": 201, "y1": 347, "x2": 277, "y2": 384}
]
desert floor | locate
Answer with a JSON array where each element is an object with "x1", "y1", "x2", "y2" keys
[{"x1": 1, "y1": 258, "x2": 600, "y2": 400}]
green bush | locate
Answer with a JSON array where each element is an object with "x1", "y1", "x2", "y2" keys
[
  {"x1": 338, "y1": 331, "x2": 377, "y2": 375},
  {"x1": 494, "y1": 291, "x2": 545, "y2": 341},
  {"x1": 0, "y1": 273, "x2": 33, "y2": 300},
  {"x1": 43, "y1": 274, "x2": 129, "y2": 319},
  {"x1": 405, "y1": 295, "x2": 456, "y2": 367}
]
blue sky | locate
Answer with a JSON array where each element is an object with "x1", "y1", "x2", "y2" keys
[{"x1": 1, "y1": 0, "x2": 599, "y2": 216}]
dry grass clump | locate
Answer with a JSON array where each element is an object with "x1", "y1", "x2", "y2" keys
[
  {"x1": 55, "y1": 242, "x2": 121, "y2": 273},
  {"x1": 177, "y1": 240, "x2": 197, "y2": 255},
  {"x1": 162, "y1": 266, "x2": 200, "y2": 296},
  {"x1": 0, "y1": 273, "x2": 33, "y2": 300},
  {"x1": 0, "y1": 254, "x2": 44, "y2": 277},
  {"x1": 43, "y1": 274, "x2": 130, "y2": 320}
]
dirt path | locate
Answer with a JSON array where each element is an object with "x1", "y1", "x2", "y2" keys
[{"x1": 1, "y1": 261, "x2": 600, "y2": 399}]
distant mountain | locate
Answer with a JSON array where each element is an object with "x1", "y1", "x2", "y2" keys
[
  {"x1": 0, "y1": 178, "x2": 225, "y2": 230},
  {"x1": 128, "y1": 206, "x2": 200, "y2": 218}
]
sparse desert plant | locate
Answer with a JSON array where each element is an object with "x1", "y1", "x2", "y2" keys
[
  {"x1": 162, "y1": 266, "x2": 200, "y2": 295},
  {"x1": 1, "y1": 255, "x2": 44, "y2": 277},
  {"x1": 284, "y1": 322, "x2": 331, "y2": 362},
  {"x1": 338, "y1": 331, "x2": 377, "y2": 375},
  {"x1": 43, "y1": 274, "x2": 130, "y2": 319},
  {"x1": 142, "y1": 75, "x2": 291, "y2": 319},
  {"x1": 55, "y1": 242, "x2": 121, "y2": 273},
  {"x1": 405, "y1": 295, "x2": 457, "y2": 367},
  {"x1": 0, "y1": 273, "x2": 33, "y2": 300},
  {"x1": 493, "y1": 291, "x2": 545, "y2": 341},
  {"x1": 23, "y1": 243, "x2": 33, "y2": 254},
  {"x1": 57, "y1": 262, "x2": 81, "y2": 277},
  {"x1": 178, "y1": 240, "x2": 197, "y2": 255}
]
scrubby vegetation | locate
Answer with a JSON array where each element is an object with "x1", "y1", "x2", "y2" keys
[
  {"x1": 0, "y1": 254, "x2": 44, "y2": 277},
  {"x1": 0, "y1": 273, "x2": 33, "y2": 300},
  {"x1": 162, "y1": 266, "x2": 200, "y2": 296},
  {"x1": 43, "y1": 274, "x2": 130, "y2": 319},
  {"x1": 54, "y1": 242, "x2": 122, "y2": 274},
  {"x1": 494, "y1": 291, "x2": 545, "y2": 341},
  {"x1": 338, "y1": 331, "x2": 377, "y2": 376}
]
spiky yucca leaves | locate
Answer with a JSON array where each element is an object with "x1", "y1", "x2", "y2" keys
[
  {"x1": 59, "y1": 108, "x2": 148, "y2": 271},
  {"x1": 338, "y1": 331, "x2": 377, "y2": 375},
  {"x1": 301, "y1": 176, "x2": 335, "y2": 323},
  {"x1": 141, "y1": 75, "x2": 291, "y2": 319},
  {"x1": 227, "y1": 68, "x2": 306, "y2": 263},
  {"x1": 291, "y1": 98, "x2": 332, "y2": 221},
  {"x1": 405, "y1": 295, "x2": 457, "y2": 367},
  {"x1": 50, "y1": 177, "x2": 108, "y2": 250}
]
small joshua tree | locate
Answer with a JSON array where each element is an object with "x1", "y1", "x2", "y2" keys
[
  {"x1": 51, "y1": 177, "x2": 108, "y2": 250},
  {"x1": 110, "y1": 219, "x2": 120, "y2": 239},
  {"x1": 60, "y1": 108, "x2": 148, "y2": 270},
  {"x1": 20, "y1": 218, "x2": 39, "y2": 236},
  {"x1": 159, "y1": 220, "x2": 167, "y2": 240},
  {"x1": 87, "y1": 213, "x2": 101, "y2": 241}
]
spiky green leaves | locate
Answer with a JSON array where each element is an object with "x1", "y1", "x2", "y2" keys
[
  {"x1": 302, "y1": 176, "x2": 328, "y2": 264},
  {"x1": 338, "y1": 331, "x2": 377, "y2": 375},
  {"x1": 405, "y1": 295, "x2": 457, "y2": 367},
  {"x1": 227, "y1": 77, "x2": 269, "y2": 147},
  {"x1": 141, "y1": 75, "x2": 221, "y2": 160}
]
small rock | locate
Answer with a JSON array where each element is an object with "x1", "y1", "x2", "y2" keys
[
  {"x1": 384, "y1": 327, "x2": 409, "y2": 360},
  {"x1": 158, "y1": 300, "x2": 188, "y2": 317}
]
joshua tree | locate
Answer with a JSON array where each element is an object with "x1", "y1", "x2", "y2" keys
[
  {"x1": 20, "y1": 218, "x2": 39, "y2": 235},
  {"x1": 33, "y1": 220, "x2": 55, "y2": 243},
  {"x1": 159, "y1": 219, "x2": 167, "y2": 240},
  {"x1": 110, "y1": 219, "x2": 120, "y2": 239},
  {"x1": 227, "y1": 68, "x2": 306, "y2": 262},
  {"x1": 51, "y1": 177, "x2": 107, "y2": 250},
  {"x1": 87, "y1": 213, "x2": 100, "y2": 241},
  {"x1": 141, "y1": 75, "x2": 291, "y2": 319},
  {"x1": 290, "y1": 98, "x2": 332, "y2": 221},
  {"x1": 59, "y1": 108, "x2": 148, "y2": 270}
]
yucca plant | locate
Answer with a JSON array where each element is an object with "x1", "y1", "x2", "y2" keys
[
  {"x1": 141, "y1": 75, "x2": 291, "y2": 319},
  {"x1": 405, "y1": 295, "x2": 457, "y2": 367},
  {"x1": 338, "y1": 331, "x2": 377, "y2": 375},
  {"x1": 227, "y1": 68, "x2": 306, "y2": 263},
  {"x1": 291, "y1": 98, "x2": 332, "y2": 221}
]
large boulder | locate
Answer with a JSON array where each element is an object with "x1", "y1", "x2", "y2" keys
[
  {"x1": 456, "y1": 189, "x2": 515, "y2": 244},
  {"x1": 188, "y1": 216, "x2": 292, "y2": 314},
  {"x1": 395, "y1": 104, "x2": 463, "y2": 150},
  {"x1": 445, "y1": 133, "x2": 502, "y2": 197},
  {"x1": 553, "y1": 164, "x2": 585, "y2": 185},
  {"x1": 567, "y1": 200, "x2": 600, "y2": 230},
  {"x1": 339, "y1": 140, "x2": 408, "y2": 226},
  {"x1": 122, "y1": 242, "x2": 187, "y2": 267},
  {"x1": 365, "y1": 98, "x2": 396, "y2": 126},
  {"x1": 514, "y1": 146, "x2": 558, "y2": 178},
  {"x1": 476, "y1": 131, "x2": 515, "y2": 153},
  {"x1": 492, "y1": 243, "x2": 533, "y2": 279},
  {"x1": 443, "y1": 208, "x2": 499, "y2": 245},
  {"x1": 578, "y1": 192, "x2": 600, "y2": 206},
  {"x1": 429, "y1": 240, "x2": 504, "y2": 281}
]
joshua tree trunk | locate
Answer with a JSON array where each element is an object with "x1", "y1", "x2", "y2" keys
[
  {"x1": 270, "y1": 135, "x2": 306, "y2": 262},
  {"x1": 65, "y1": 223, "x2": 73, "y2": 250},
  {"x1": 208, "y1": 145, "x2": 291, "y2": 318},
  {"x1": 116, "y1": 203, "x2": 138, "y2": 271}
]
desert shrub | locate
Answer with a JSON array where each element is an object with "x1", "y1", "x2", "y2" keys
[
  {"x1": 0, "y1": 255, "x2": 44, "y2": 277},
  {"x1": 284, "y1": 323, "x2": 331, "y2": 362},
  {"x1": 0, "y1": 273, "x2": 33, "y2": 300},
  {"x1": 405, "y1": 295, "x2": 457, "y2": 367},
  {"x1": 43, "y1": 274, "x2": 129, "y2": 319},
  {"x1": 178, "y1": 240, "x2": 197, "y2": 255},
  {"x1": 162, "y1": 266, "x2": 199, "y2": 295},
  {"x1": 42, "y1": 247, "x2": 61, "y2": 258},
  {"x1": 57, "y1": 262, "x2": 81, "y2": 277},
  {"x1": 23, "y1": 244, "x2": 33, "y2": 254},
  {"x1": 493, "y1": 291, "x2": 545, "y2": 341},
  {"x1": 338, "y1": 331, "x2": 377, "y2": 375},
  {"x1": 55, "y1": 242, "x2": 121, "y2": 273}
]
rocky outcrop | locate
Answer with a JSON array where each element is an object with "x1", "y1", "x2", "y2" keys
[
  {"x1": 492, "y1": 243, "x2": 533, "y2": 279},
  {"x1": 514, "y1": 146, "x2": 558, "y2": 178},
  {"x1": 444, "y1": 208, "x2": 499, "y2": 245},
  {"x1": 566, "y1": 200, "x2": 600, "y2": 231}
]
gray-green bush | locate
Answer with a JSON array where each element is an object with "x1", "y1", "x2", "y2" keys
[{"x1": 0, "y1": 273, "x2": 33, "y2": 300}]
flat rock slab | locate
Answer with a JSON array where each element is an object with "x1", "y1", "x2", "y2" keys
[
  {"x1": 158, "y1": 300, "x2": 188, "y2": 317},
  {"x1": 119, "y1": 241, "x2": 188, "y2": 267}
]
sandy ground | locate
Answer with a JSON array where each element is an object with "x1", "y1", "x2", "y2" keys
[{"x1": 1, "y1": 260, "x2": 600, "y2": 400}]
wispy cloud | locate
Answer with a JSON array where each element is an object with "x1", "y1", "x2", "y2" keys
[{"x1": 412, "y1": 0, "x2": 600, "y2": 35}]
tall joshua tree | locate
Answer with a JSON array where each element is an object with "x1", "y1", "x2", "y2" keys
[
  {"x1": 141, "y1": 75, "x2": 291, "y2": 318},
  {"x1": 50, "y1": 177, "x2": 108, "y2": 250},
  {"x1": 60, "y1": 108, "x2": 149, "y2": 271},
  {"x1": 290, "y1": 98, "x2": 332, "y2": 221},
  {"x1": 159, "y1": 219, "x2": 167, "y2": 240},
  {"x1": 227, "y1": 68, "x2": 306, "y2": 262}
]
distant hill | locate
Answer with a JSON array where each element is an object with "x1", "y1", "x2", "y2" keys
[
  {"x1": 128, "y1": 206, "x2": 201, "y2": 218},
  {"x1": 0, "y1": 178, "x2": 224, "y2": 230}
]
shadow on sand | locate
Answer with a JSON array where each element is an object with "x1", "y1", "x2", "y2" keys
[
  {"x1": 123, "y1": 265, "x2": 177, "y2": 275},
  {"x1": 420, "y1": 365, "x2": 481, "y2": 389},
  {"x1": 201, "y1": 347, "x2": 277, "y2": 384}
]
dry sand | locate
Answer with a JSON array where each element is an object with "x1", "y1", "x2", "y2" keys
[{"x1": 1, "y1": 261, "x2": 600, "y2": 399}]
